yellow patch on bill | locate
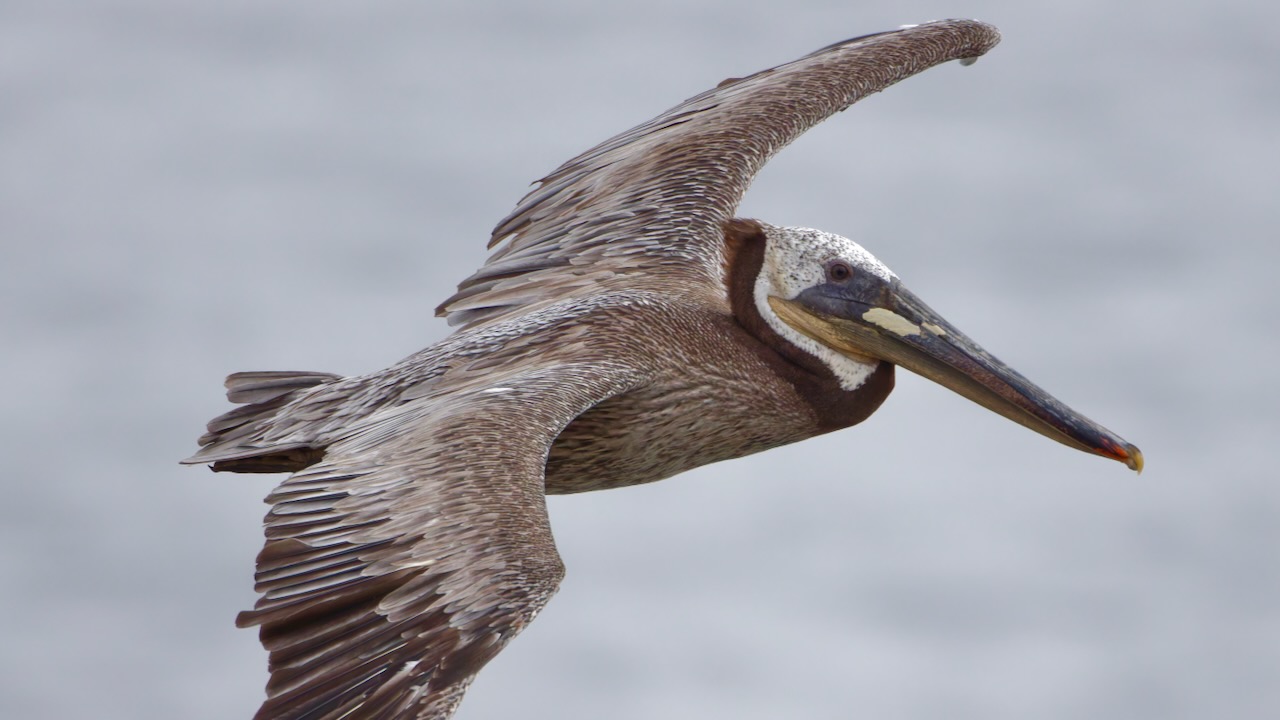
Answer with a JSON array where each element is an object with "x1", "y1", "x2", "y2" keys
[
  {"x1": 862, "y1": 308, "x2": 920, "y2": 336},
  {"x1": 922, "y1": 322, "x2": 946, "y2": 336}
]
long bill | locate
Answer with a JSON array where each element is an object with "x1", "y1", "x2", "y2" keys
[{"x1": 768, "y1": 292, "x2": 1143, "y2": 472}]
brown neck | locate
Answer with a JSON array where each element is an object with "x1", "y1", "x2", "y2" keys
[{"x1": 722, "y1": 218, "x2": 895, "y2": 432}]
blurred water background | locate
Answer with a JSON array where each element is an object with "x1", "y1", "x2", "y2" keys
[{"x1": 2, "y1": 1, "x2": 1276, "y2": 718}]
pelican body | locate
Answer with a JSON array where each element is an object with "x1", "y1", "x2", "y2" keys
[{"x1": 185, "y1": 20, "x2": 1141, "y2": 720}]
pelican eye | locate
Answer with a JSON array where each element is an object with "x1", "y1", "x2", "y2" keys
[{"x1": 826, "y1": 260, "x2": 853, "y2": 283}]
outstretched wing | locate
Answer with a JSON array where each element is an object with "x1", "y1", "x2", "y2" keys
[
  {"x1": 238, "y1": 362, "x2": 643, "y2": 719},
  {"x1": 437, "y1": 19, "x2": 1000, "y2": 329}
]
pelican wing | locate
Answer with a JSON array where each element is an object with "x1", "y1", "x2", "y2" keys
[
  {"x1": 438, "y1": 19, "x2": 1000, "y2": 328},
  {"x1": 237, "y1": 362, "x2": 643, "y2": 719}
]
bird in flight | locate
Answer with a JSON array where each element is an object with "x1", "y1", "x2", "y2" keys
[{"x1": 185, "y1": 19, "x2": 1141, "y2": 720}]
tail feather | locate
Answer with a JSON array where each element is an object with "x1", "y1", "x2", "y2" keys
[{"x1": 184, "y1": 370, "x2": 343, "y2": 473}]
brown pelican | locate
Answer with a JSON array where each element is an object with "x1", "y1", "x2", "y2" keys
[{"x1": 185, "y1": 19, "x2": 1141, "y2": 720}]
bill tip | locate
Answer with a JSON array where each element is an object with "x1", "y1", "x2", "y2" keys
[{"x1": 1123, "y1": 445, "x2": 1144, "y2": 474}]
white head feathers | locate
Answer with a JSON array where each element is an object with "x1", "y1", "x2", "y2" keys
[{"x1": 753, "y1": 225, "x2": 895, "y2": 391}]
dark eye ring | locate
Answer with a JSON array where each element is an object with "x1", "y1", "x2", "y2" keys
[{"x1": 827, "y1": 261, "x2": 853, "y2": 282}]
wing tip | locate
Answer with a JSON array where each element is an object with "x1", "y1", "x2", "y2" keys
[
  {"x1": 905, "y1": 18, "x2": 1002, "y2": 60},
  {"x1": 813, "y1": 19, "x2": 1000, "y2": 64}
]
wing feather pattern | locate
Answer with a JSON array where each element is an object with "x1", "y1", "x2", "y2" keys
[
  {"x1": 437, "y1": 19, "x2": 1000, "y2": 328},
  {"x1": 237, "y1": 363, "x2": 644, "y2": 719}
]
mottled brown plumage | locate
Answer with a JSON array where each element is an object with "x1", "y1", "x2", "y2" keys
[
  {"x1": 437, "y1": 22, "x2": 1002, "y2": 330},
  {"x1": 184, "y1": 19, "x2": 1140, "y2": 720}
]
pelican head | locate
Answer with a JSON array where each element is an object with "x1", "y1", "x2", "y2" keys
[{"x1": 753, "y1": 222, "x2": 1143, "y2": 472}]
